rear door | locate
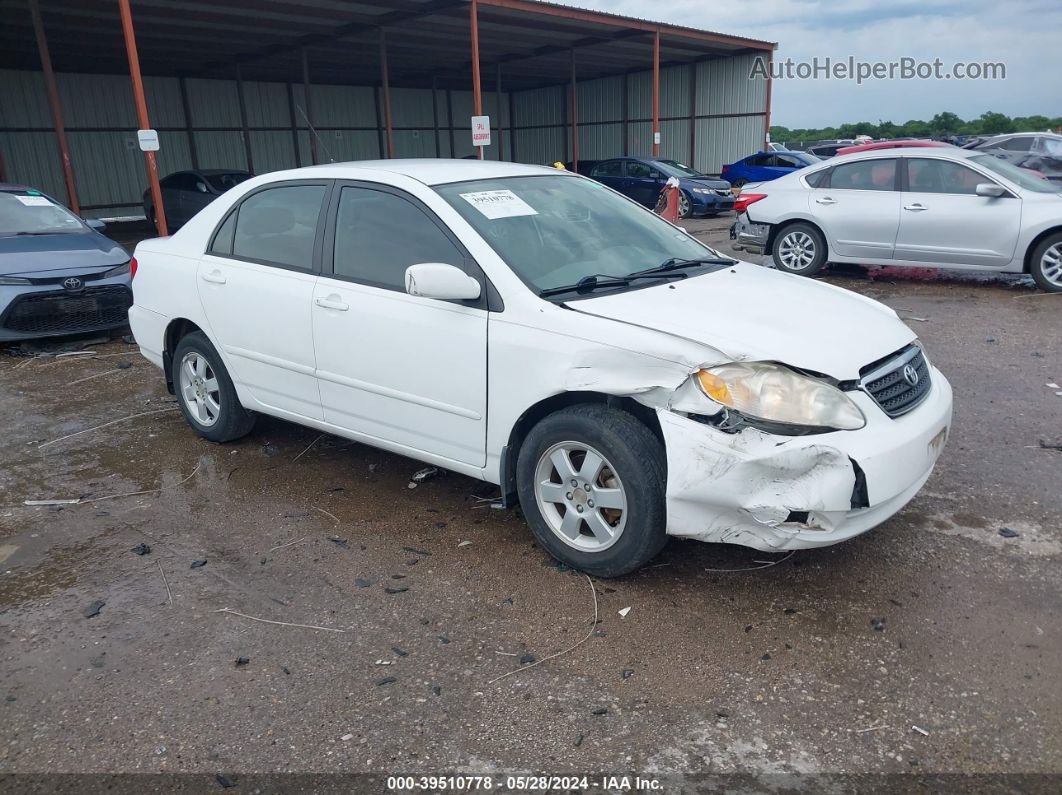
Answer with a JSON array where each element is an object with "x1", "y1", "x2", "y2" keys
[
  {"x1": 808, "y1": 158, "x2": 901, "y2": 260},
  {"x1": 624, "y1": 161, "x2": 665, "y2": 207},
  {"x1": 311, "y1": 182, "x2": 488, "y2": 467},
  {"x1": 588, "y1": 160, "x2": 626, "y2": 194},
  {"x1": 197, "y1": 180, "x2": 329, "y2": 419},
  {"x1": 894, "y1": 157, "x2": 1021, "y2": 266}
]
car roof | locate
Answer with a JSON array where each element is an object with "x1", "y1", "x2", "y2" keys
[
  {"x1": 0, "y1": 183, "x2": 34, "y2": 193},
  {"x1": 815, "y1": 147, "x2": 984, "y2": 164},
  {"x1": 300, "y1": 158, "x2": 560, "y2": 186}
]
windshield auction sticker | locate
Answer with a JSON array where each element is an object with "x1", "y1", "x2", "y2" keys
[
  {"x1": 15, "y1": 195, "x2": 53, "y2": 207},
  {"x1": 460, "y1": 190, "x2": 538, "y2": 219}
]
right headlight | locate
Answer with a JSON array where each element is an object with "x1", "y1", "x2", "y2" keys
[{"x1": 696, "y1": 362, "x2": 865, "y2": 431}]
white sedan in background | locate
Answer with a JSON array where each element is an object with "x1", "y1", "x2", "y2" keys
[
  {"x1": 129, "y1": 160, "x2": 951, "y2": 576},
  {"x1": 731, "y1": 147, "x2": 1062, "y2": 292}
]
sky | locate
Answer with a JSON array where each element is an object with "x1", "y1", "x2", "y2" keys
[{"x1": 555, "y1": 0, "x2": 1062, "y2": 128}]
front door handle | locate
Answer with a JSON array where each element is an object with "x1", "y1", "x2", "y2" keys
[
  {"x1": 201, "y1": 270, "x2": 226, "y2": 285},
  {"x1": 904, "y1": 203, "x2": 929, "y2": 212},
  {"x1": 815, "y1": 197, "x2": 838, "y2": 205},
  {"x1": 315, "y1": 295, "x2": 349, "y2": 312}
]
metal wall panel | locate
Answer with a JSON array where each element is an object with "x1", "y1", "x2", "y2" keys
[
  {"x1": 193, "y1": 131, "x2": 247, "y2": 170},
  {"x1": 659, "y1": 119, "x2": 691, "y2": 163},
  {"x1": 626, "y1": 71, "x2": 652, "y2": 120},
  {"x1": 694, "y1": 115, "x2": 764, "y2": 175},
  {"x1": 0, "y1": 131, "x2": 63, "y2": 198},
  {"x1": 185, "y1": 78, "x2": 241, "y2": 127},
  {"x1": 392, "y1": 129, "x2": 438, "y2": 159},
  {"x1": 249, "y1": 130, "x2": 298, "y2": 173},
  {"x1": 577, "y1": 75, "x2": 623, "y2": 123},
  {"x1": 696, "y1": 53, "x2": 767, "y2": 116},
  {"x1": 241, "y1": 81, "x2": 290, "y2": 128},
  {"x1": 390, "y1": 87, "x2": 436, "y2": 128},
  {"x1": 626, "y1": 121, "x2": 653, "y2": 157},
  {"x1": 512, "y1": 85, "x2": 565, "y2": 127},
  {"x1": 578, "y1": 122, "x2": 623, "y2": 160},
  {"x1": 513, "y1": 127, "x2": 565, "y2": 166},
  {"x1": 0, "y1": 70, "x2": 51, "y2": 127},
  {"x1": 308, "y1": 84, "x2": 378, "y2": 128},
  {"x1": 659, "y1": 65, "x2": 692, "y2": 119}
]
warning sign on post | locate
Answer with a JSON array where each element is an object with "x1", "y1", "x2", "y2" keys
[
  {"x1": 137, "y1": 129, "x2": 160, "y2": 152},
  {"x1": 471, "y1": 115, "x2": 491, "y2": 148}
]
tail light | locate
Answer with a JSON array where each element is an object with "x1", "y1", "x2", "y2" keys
[
  {"x1": 720, "y1": 164, "x2": 730, "y2": 176},
  {"x1": 130, "y1": 256, "x2": 138, "y2": 280},
  {"x1": 733, "y1": 193, "x2": 767, "y2": 214}
]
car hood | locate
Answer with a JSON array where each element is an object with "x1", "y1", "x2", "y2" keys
[
  {"x1": 684, "y1": 177, "x2": 731, "y2": 190},
  {"x1": 571, "y1": 262, "x2": 915, "y2": 381},
  {"x1": 0, "y1": 231, "x2": 128, "y2": 276}
]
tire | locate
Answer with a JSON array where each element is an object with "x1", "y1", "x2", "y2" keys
[
  {"x1": 516, "y1": 404, "x2": 667, "y2": 577},
  {"x1": 1029, "y1": 232, "x2": 1062, "y2": 293},
  {"x1": 772, "y1": 222, "x2": 828, "y2": 276},
  {"x1": 678, "y1": 190, "x2": 692, "y2": 219},
  {"x1": 171, "y1": 331, "x2": 256, "y2": 443},
  {"x1": 731, "y1": 178, "x2": 747, "y2": 189}
]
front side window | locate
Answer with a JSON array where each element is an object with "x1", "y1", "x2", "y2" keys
[
  {"x1": 829, "y1": 159, "x2": 897, "y2": 191},
  {"x1": 230, "y1": 184, "x2": 325, "y2": 269},
  {"x1": 626, "y1": 162, "x2": 659, "y2": 179},
  {"x1": 205, "y1": 172, "x2": 251, "y2": 193},
  {"x1": 747, "y1": 154, "x2": 771, "y2": 167},
  {"x1": 908, "y1": 158, "x2": 987, "y2": 195},
  {"x1": 435, "y1": 175, "x2": 716, "y2": 295},
  {"x1": 1038, "y1": 137, "x2": 1062, "y2": 157},
  {"x1": 332, "y1": 186, "x2": 464, "y2": 290}
]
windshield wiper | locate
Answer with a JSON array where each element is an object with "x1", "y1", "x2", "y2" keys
[
  {"x1": 539, "y1": 270, "x2": 687, "y2": 298},
  {"x1": 632, "y1": 256, "x2": 737, "y2": 276}
]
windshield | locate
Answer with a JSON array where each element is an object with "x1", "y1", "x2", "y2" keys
[
  {"x1": 435, "y1": 174, "x2": 720, "y2": 294},
  {"x1": 205, "y1": 172, "x2": 250, "y2": 192},
  {"x1": 658, "y1": 160, "x2": 702, "y2": 177},
  {"x1": 969, "y1": 155, "x2": 1058, "y2": 193},
  {"x1": 0, "y1": 192, "x2": 86, "y2": 235}
]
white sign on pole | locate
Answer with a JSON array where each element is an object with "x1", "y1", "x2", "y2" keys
[
  {"x1": 471, "y1": 115, "x2": 491, "y2": 147},
  {"x1": 137, "y1": 129, "x2": 160, "y2": 152},
  {"x1": 653, "y1": 131, "x2": 661, "y2": 145}
]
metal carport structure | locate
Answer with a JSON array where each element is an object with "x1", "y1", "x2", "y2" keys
[{"x1": 0, "y1": 0, "x2": 776, "y2": 233}]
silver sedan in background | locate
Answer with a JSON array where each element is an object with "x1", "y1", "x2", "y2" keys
[{"x1": 731, "y1": 148, "x2": 1062, "y2": 292}]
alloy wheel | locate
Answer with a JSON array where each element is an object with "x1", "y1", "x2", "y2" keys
[
  {"x1": 1041, "y1": 243, "x2": 1062, "y2": 288},
  {"x1": 178, "y1": 351, "x2": 221, "y2": 427},
  {"x1": 777, "y1": 230, "x2": 817, "y2": 271}
]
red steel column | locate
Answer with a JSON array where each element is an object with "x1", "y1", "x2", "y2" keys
[
  {"x1": 570, "y1": 49, "x2": 578, "y2": 172},
  {"x1": 652, "y1": 30, "x2": 660, "y2": 158},
  {"x1": 29, "y1": 0, "x2": 80, "y2": 214},
  {"x1": 379, "y1": 28, "x2": 394, "y2": 158},
  {"x1": 118, "y1": 0, "x2": 167, "y2": 235},
  {"x1": 470, "y1": 0, "x2": 484, "y2": 160}
]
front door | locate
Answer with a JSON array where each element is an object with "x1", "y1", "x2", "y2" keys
[
  {"x1": 624, "y1": 160, "x2": 666, "y2": 207},
  {"x1": 894, "y1": 157, "x2": 1022, "y2": 267},
  {"x1": 810, "y1": 158, "x2": 900, "y2": 260},
  {"x1": 311, "y1": 183, "x2": 488, "y2": 467},
  {"x1": 197, "y1": 181, "x2": 329, "y2": 420}
]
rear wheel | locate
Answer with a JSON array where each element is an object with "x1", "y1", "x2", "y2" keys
[
  {"x1": 171, "y1": 331, "x2": 256, "y2": 443},
  {"x1": 516, "y1": 404, "x2": 667, "y2": 577},
  {"x1": 731, "y1": 178, "x2": 748, "y2": 189},
  {"x1": 1029, "y1": 233, "x2": 1062, "y2": 293},
  {"x1": 772, "y1": 222, "x2": 828, "y2": 276}
]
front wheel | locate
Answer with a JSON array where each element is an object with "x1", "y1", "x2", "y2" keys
[
  {"x1": 516, "y1": 405, "x2": 667, "y2": 577},
  {"x1": 772, "y1": 222, "x2": 828, "y2": 276},
  {"x1": 731, "y1": 178, "x2": 747, "y2": 190},
  {"x1": 1029, "y1": 233, "x2": 1062, "y2": 293},
  {"x1": 678, "y1": 191, "x2": 692, "y2": 219},
  {"x1": 171, "y1": 331, "x2": 256, "y2": 443}
]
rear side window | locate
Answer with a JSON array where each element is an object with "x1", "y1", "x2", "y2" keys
[
  {"x1": 229, "y1": 184, "x2": 326, "y2": 269},
  {"x1": 332, "y1": 186, "x2": 464, "y2": 291},
  {"x1": 210, "y1": 211, "x2": 237, "y2": 255},
  {"x1": 591, "y1": 160, "x2": 623, "y2": 178},
  {"x1": 997, "y1": 137, "x2": 1033, "y2": 152},
  {"x1": 805, "y1": 169, "x2": 830, "y2": 188},
  {"x1": 829, "y1": 159, "x2": 897, "y2": 191}
]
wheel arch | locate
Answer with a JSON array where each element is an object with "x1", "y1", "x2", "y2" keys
[
  {"x1": 498, "y1": 391, "x2": 665, "y2": 508},
  {"x1": 162, "y1": 318, "x2": 206, "y2": 393},
  {"x1": 1022, "y1": 225, "x2": 1062, "y2": 274}
]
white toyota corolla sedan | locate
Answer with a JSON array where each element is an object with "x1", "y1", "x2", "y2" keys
[
  {"x1": 129, "y1": 160, "x2": 952, "y2": 576},
  {"x1": 731, "y1": 147, "x2": 1062, "y2": 292}
]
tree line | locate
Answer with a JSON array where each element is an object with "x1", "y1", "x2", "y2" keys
[{"x1": 771, "y1": 111, "x2": 1062, "y2": 144}]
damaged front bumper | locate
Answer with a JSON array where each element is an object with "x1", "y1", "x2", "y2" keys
[
  {"x1": 658, "y1": 368, "x2": 953, "y2": 551},
  {"x1": 729, "y1": 214, "x2": 770, "y2": 255}
]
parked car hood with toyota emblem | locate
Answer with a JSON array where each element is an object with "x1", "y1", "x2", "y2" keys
[{"x1": 0, "y1": 229, "x2": 129, "y2": 277}]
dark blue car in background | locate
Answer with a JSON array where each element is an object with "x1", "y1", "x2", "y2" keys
[
  {"x1": 0, "y1": 184, "x2": 131, "y2": 341},
  {"x1": 720, "y1": 150, "x2": 820, "y2": 187},
  {"x1": 581, "y1": 157, "x2": 734, "y2": 218}
]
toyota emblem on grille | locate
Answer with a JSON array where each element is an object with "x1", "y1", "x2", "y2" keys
[
  {"x1": 902, "y1": 364, "x2": 920, "y2": 386},
  {"x1": 62, "y1": 277, "x2": 83, "y2": 291}
]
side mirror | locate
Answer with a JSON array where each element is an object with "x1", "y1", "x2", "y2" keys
[
  {"x1": 405, "y1": 263, "x2": 481, "y2": 301},
  {"x1": 976, "y1": 183, "x2": 1006, "y2": 198},
  {"x1": 86, "y1": 219, "x2": 107, "y2": 231}
]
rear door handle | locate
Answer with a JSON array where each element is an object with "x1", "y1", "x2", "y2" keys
[
  {"x1": 904, "y1": 203, "x2": 929, "y2": 212},
  {"x1": 815, "y1": 197, "x2": 838, "y2": 205},
  {"x1": 201, "y1": 270, "x2": 226, "y2": 285},
  {"x1": 315, "y1": 295, "x2": 349, "y2": 312}
]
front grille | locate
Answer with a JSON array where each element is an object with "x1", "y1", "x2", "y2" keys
[
  {"x1": 1, "y1": 285, "x2": 132, "y2": 335},
  {"x1": 859, "y1": 344, "x2": 931, "y2": 418}
]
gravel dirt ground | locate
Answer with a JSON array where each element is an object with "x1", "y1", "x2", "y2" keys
[{"x1": 1, "y1": 216, "x2": 1060, "y2": 786}]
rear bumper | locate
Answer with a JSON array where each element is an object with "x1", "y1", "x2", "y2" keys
[
  {"x1": 127, "y1": 304, "x2": 168, "y2": 370},
  {"x1": 729, "y1": 214, "x2": 770, "y2": 254}
]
